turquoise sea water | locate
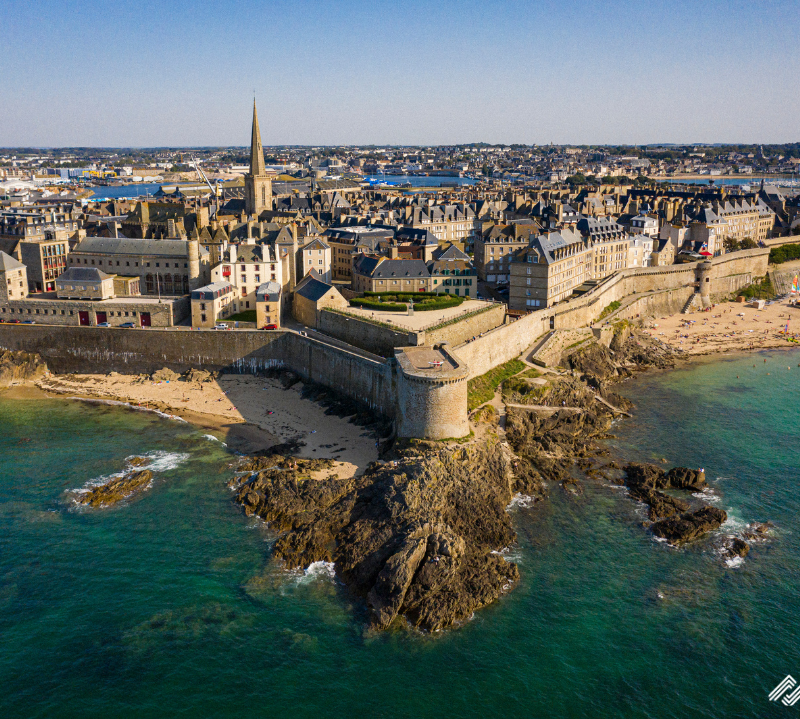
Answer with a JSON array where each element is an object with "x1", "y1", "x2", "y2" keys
[{"x1": 2, "y1": 351, "x2": 800, "y2": 718}]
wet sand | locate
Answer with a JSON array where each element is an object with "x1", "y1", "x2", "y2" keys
[{"x1": 28, "y1": 373, "x2": 378, "y2": 478}]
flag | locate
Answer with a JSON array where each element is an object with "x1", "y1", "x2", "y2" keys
[{"x1": 792, "y1": 275, "x2": 799, "y2": 293}]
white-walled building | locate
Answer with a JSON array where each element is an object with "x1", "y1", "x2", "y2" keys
[{"x1": 299, "y1": 238, "x2": 332, "y2": 283}]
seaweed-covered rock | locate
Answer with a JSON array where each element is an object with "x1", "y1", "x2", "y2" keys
[
  {"x1": 231, "y1": 440, "x2": 538, "y2": 632},
  {"x1": 651, "y1": 506, "x2": 727, "y2": 544},
  {"x1": 0, "y1": 349, "x2": 48, "y2": 388},
  {"x1": 78, "y1": 470, "x2": 154, "y2": 507}
]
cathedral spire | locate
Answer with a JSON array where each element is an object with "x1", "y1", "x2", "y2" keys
[{"x1": 249, "y1": 99, "x2": 266, "y2": 177}]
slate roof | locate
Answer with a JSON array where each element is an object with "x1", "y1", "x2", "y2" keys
[
  {"x1": 0, "y1": 250, "x2": 24, "y2": 272},
  {"x1": 518, "y1": 229, "x2": 586, "y2": 265},
  {"x1": 294, "y1": 271, "x2": 336, "y2": 302},
  {"x1": 369, "y1": 258, "x2": 429, "y2": 279},
  {"x1": 73, "y1": 237, "x2": 191, "y2": 257},
  {"x1": 191, "y1": 281, "x2": 233, "y2": 300},
  {"x1": 256, "y1": 281, "x2": 282, "y2": 301},
  {"x1": 57, "y1": 266, "x2": 112, "y2": 282}
]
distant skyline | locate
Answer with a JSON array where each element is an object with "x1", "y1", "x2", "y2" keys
[{"x1": 2, "y1": 0, "x2": 799, "y2": 147}]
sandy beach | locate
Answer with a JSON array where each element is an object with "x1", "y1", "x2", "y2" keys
[
  {"x1": 642, "y1": 298, "x2": 800, "y2": 356},
  {"x1": 29, "y1": 372, "x2": 378, "y2": 478}
]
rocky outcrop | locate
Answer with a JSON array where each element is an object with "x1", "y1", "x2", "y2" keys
[
  {"x1": 78, "y1": 469, "x2": 154, "y2": 507},
  {"x1": 0, "y1": 349, "x2": 48, "y2": 388},
  {"x1": 505, "y1": 374, "x2": 627, "y2": 485},
  {"x1": 722, "y1": 537, "x2": 750, "y2": 559},
  {"x1": 651, "y1": 507, "x2": 727, "y2": 544},
  {"x1": 231, "y1": 440, "x2": 541, "y2": 632},
  {"x1": 151, "y1": 367, "x2": 180, "y2": 382},
  {"x1": 622, "y1": 463, "x2": 707, "y2": 520}
]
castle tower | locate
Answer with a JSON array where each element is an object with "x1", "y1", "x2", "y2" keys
[
  {"x1": 188, "y1": 236, "x2": 201, "y2": 290},
  {"x1": 245, "y1": 101, "x2": 272, "y2": 217}
]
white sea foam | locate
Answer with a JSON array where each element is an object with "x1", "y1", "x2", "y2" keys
[
  {"x1": 725, "y1": 556, "x2": 745, "y2": 569},
  {"x1": 131, "y1": 450, "x2": 190, "y2": 473},
  {"x1": 507, "y1": 493, "x2": 535, "y2": 509},
  {"x1": 68, "y1": 397, "x2": 187, "y2": 422},
  {"x1": 69, "y1": 451, "x2": 189, "y2": 500},
  {"x1": 202, "y1": 434, "x2": 227, "y2": 446},
  {"x1": 296, "y1": 560, "x2": 336, "y2": 584},
  {"x1": 720, "y1": 512, "x2": 748, "y2": 533},
  {"x1": 692, "y1": 487, "x2": 721, "y2": 504},
  {"x1": 491, "y1": 547, "x2": 522, "y2": 563}
]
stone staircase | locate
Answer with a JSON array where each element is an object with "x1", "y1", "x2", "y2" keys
[{"x1": 681, "y1": 293, "x2": 701, "y2": 314}]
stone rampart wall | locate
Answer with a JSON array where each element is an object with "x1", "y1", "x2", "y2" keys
[
  {"x1": 0, "y1": 325, "x2": 395, "y2": 416},
  {"x1": 318, "y1": 310, "x2": 417, "y2": 357},
  {"x1": 611, "y1": 287, "x2": 695, "y2": 322},
  {"x1": 456, "y1": 248, "x2": 770, "y2": 378},
  {"x1": 423, "y1": 304, "x2": 506, "y2": 348},
  {"x1": 531, "y1": 328, "x2": 594, "y2": 367}
]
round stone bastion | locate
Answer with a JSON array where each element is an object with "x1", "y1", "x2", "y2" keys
[{"x1": 393, "y1": 343, "x2": 470, "y2": 440}]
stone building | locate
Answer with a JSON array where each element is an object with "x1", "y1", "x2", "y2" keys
[
  {"x1": 509, "y1": 229, "x2": 589, "y2": 310},
  {"x1": 67, "y1": 237, "x2": 201, "y2": 296},
  {"x1": 427, "y1": 244, "x2": 477, "y2": 298},
  {"x1": 55, "y1": 267, "x2": 115, "y2": 301},
  {"x1": 244, "y1": 101, "x2": 273, "y2": 217},
  {"x1": 351, "y1": 256, "x2": 431, "y2": 294},
  {"x1": 299, "y1": 237, "x2": 332, "y2": 283},
  {"x1": 256, "y1": 281, "x2": 282, "y2": 328},
  {"x1": 209, "y1": 240, "x2": 288, "y2": 316},
  {"x1": 292, "y1": 271, "x2": 349, "y2": 327},
  {"x1": 190, "y1": 281, "x2": 236, "y2": 327},
  {"x1": 577, "y1": 216, "x2": 630, "y2": 280},
  {"x1": 0, "y1": 251, "x2": 28, "y2": 302},
  {"x1": 473, "y1": 222, "x2": 537, "y2": 283},
  {"x1": 120, "y1": 202, "x2": 188, "y2": 239}
]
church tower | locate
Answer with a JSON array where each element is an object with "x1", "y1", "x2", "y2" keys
[{"x1": 245, "y1": 100, "x2": 272, "y2": 217}]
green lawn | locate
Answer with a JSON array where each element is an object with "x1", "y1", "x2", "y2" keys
[
  {"x1": 226, "y1": 310, "x2": 257, "y2": 323},
  {"x1": 467, "y1": 359, "x2": 527, "y2": 411}
]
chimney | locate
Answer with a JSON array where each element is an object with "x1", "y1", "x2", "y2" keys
[
  {"x1": 229, "y1": 244, "x2": 237, "y2": 264},
  {"x1": 389, "y1": 246, "x2": 399, "y2": 259}
]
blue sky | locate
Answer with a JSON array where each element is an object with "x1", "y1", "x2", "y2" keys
[{"x1": 1, "y1": 0, "x2": 798, "y2": 146}]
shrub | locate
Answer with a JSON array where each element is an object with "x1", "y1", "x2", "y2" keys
[
  {"x1": 351, "y1": 292, "x2": 465, "y2": 311},
  {"x1": 770, "y1": 244, "x2": 800, "y2": 264},
  {"x1": 598, "y1": 300, "x2": 621, "y2": 320},
  {"x1": 736, "y1": 276, "x2": 774, "y2": 300},
  {"x1": 467, "y1": 359, "x2": 526, "y2": 411},
  {"x1": 350, "y1": 298, "x2": 407, "y2": 312},
  {"x1": 413, "y1": 295, "x2": 464, "y2": 311}
]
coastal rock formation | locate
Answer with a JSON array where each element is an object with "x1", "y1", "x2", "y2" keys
[
  {"x1": 504, "y1": 374, "x2": 627, "y2": 484},
  {"x1": 78, "y1": 469, "x2": 154, "y2": 507},
  {"x1": 722, "y1": 537, "x2": 750, "y2": 559},
  {"x1": 623, "y1": 463, "x2": 706, "y2": 520},
  {"x1": 651, "y1": 507, "x2": 727, "y2": 544},
  {"x1": 151, "y1": 367, "x2": 180, "y2": 382},
  {"x1": 232, "y1": 440, "x2": 541, "y2": 631},
  {"x1": 0, "y1": 349, "x2": 48, "y2": 388}
]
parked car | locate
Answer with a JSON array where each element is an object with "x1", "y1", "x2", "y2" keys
[
  {"x1": 96, "y1": 322, "x2": 111, "y2": 327},
  {"x1": 213, "y1": 323, "x2": 229, "y2": 330},
  {"x1": 119, "y1": 322, "x2": 137, "y2": 328},
  {"x1": 1, "y1": 319, "x2": 20, "y2": 324},
  {"x1": 21, "y1": 320, "x2": 35, "y2": 324},
  {"x1": 262, "y1": 323, "x2": 278, "y2": 330}
]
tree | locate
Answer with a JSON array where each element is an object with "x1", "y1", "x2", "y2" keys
[
  {"x1": 565, "y1": 173, "x2": 588, "y2": 185},
  {"x1": 740, "y1": 237, "x2": 757, "y2": 250}
]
